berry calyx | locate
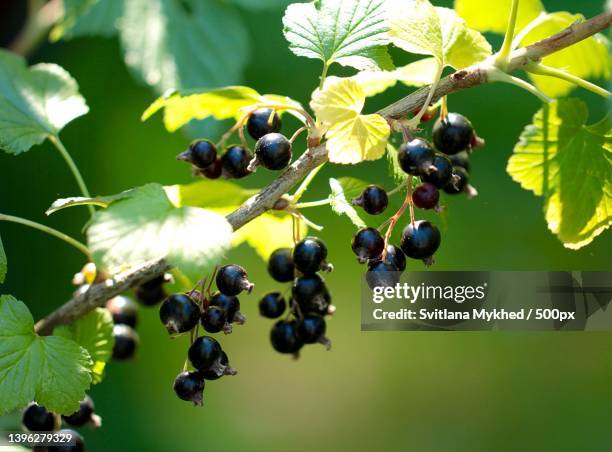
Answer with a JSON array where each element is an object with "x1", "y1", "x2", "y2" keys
[
  {"x1": 216, "y1": 264, "x2": 254, "y2": 296},
  {"x1": 22, "y1": 403, "x2": 56, "y2": 431},
  {"x1": 297, "y1": 313, "x2": 329, "y2": 349},
  {"x1": 421, "y1": 153, "x2": 453, "y2": 188},
  {"x1": 246, "y1": 108, "x2": 281, "y2": 141},
  {"x1": 106, "y1": 295, "x2": 138, "y2": 327},
  {"x1": 201, "y1": 351, "x2": 237, "y2": 380},
  {"x1": 259, "y1": 292, "x2": 287, "y2": 319},
  {"x1": 351, "y1": 227, "x2": 384, "y2": 263},
  {"x1": 177, "y1": 140, "x2": 217, "y2": 169},
  {"x1": 352, "y1": 185, "x2": 388, "y2": 215},
  {"x1": 252, "y1": 133, "x2": 292, "y2": 171},
  {"x1": 400, "y1": 220, "x2": 441, "y2": 261},
  {"x1": 199, "y1": 158, "x2": 223, "y2": 179},
  {"x1": 270, "y1": 319, "x2": 303, "y2": 354},
  {"x1": 397, "y1": 138, "x2": 436, "y2": 176},
  {"x1": 444, "y1": 166, "x2": 469, "y2": 195},
  {"x1": 112, "y1": 324, "x2": 139, "y2": 360},
  {"x1": 433, "y1": 112, "x2": 474, "y2": 154},
  {"x1": 201, "y1": 306, "x2": 228, "y2": 334},
  {"x1": 293, "y1": 236, "x2": 329, "y2": 274},
  {"x1": 173, "y1": 371, "x2": 205, "y2": 406},
  {"x1": 135, "y1": 274, "x2": 167, "y2": 306},
  {"x1": 370, "y1": 244, "x2": 406, "y2": 272},
  {"x1": 221, "y1": 145, "x2": 252, "y2": 179},
  {"x1": 159, "y1": 294, "x2": 200, "y2": 335},
  {"x1": 188, "y1": 336, "x2": 223, "y2": 372},
  {"x1": 209, "y1": 292, "x2": 241, "y2": 324},
  {"x1": 448, "y1": 151, "x2": 470, "y2": 172},
  {"x1": 62, "y1": 395, "x2": 98, "y2": 428},
  {"x1": 267, "y1": 248, "x2": 295, "y2": 282},
  {"x1": 366, "y1": 260, "x2": 400, "y2": 289},
  {"x1": 412, "y1": 182, "x2": 440, "y2": 210}
]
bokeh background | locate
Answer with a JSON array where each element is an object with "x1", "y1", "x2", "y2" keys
[{"x1": 1, "y1": 1, "x2": 611, "y2": 451}]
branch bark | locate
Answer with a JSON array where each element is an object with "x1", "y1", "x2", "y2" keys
[{"x1": 34, "y1": 11, "x2": 611, "y2": 335}]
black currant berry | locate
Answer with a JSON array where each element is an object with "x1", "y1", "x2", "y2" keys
[
  {"x1": 412, "y1": 182, "x2": 440, "y2": 209},
  {"x1": 246, "y1": 108, "x2": 281, "y2": 141},
  {"x1": 400, "y1": 220, "x2": 441, "y2": 260},
  {"x1": 177, "y1": 140, "x2": 217, "y2": 169},
  {"x1": 267, "y1": 248, "x2": 295, "y2": 282},
  {"x1": 201, "y1": 306, "x2": 228, "y2": 333},
  {"x1": 353, "y1": 185, "x2": 388, "y2": 215},
  {"x1": 366, "y1": 260, "x2": 400, "y2": 289},
  {"x1": 62, "y1": 395, "x2": 95, "y2": 428},
  {"x1": 135, "y1": 275, "x2": 167, "y2": 306},
  {"x1": 433, "y1": 113, "x2": 474, "y2": 154},
  {"x1": 444, "y1": 167, "x2": 469, "y2": 195},
  {"x1": 22, "y1": 403, "x2": 56, "y2": 431},
  {"x1": 173, "y1": 371, "x2": 205, "y2": 406},
  {"x1": 397, "y1": 138, "x2": 436, "y2": 175},
  {"x1": 53, "y1": 429, "x2": 85, "y2": 452},
  {"x1": 297, "y1": 313, "x2": 327, "y2": 344},
  {"x1": 106, "y1": 295, "x2": 138, "y2": 328},
  {"x1": 199, "y1": 158, "x2": 223, "y2": 179},
  {"x1": 351, "y1": 227, "x2": 384, "y2": 263},
  {"x1": 216, "y1": 264, "x2": 254, "y2": 296},
  {"x1": 370, "y1": 244, "x2": 406, "y2": 272},
  {"x1": 270, "y1": 319, "x2": 303, "y2": 354},
  {"x1": 259, "y1": 292, "x2": 287, "y2": 319},
  {"x1": 112, "y1": 324, "x2": 139, "y2": 360},
  {"x1": 253, "y1": 133, "x2": 292, "y2": 170},
  {"x1": 188, "y1": 336, "x2": 222, "y2": 372},
  {"x1": 292, "y1": 274, "x2": 327, "y2": 306},
  {"x1": 421, "y1": 153, "x2": 453, "y2": 188},
  {"x1": 159, "y1": 294, "x2": 200, "y2": 335},
  {"x1": 201, "y1": 351, "x2": 236, "y2": 380},
  {"x1": 209, "y1": 292, "x2": 240, "y2": 323},
  {"x1": 221, "y1": 145, "x2": 252, "y2": 179},
  {"x1": 448, "y1": 151, "x2": 470, "y2": 172},
  {"x1": 295, "y1": 291, "x2": 331, "y2": 317},
  {"x1": 293, "y1": 236, "x2": 329, "y2": 274}
]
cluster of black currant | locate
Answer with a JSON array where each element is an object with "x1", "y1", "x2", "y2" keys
[
  {"x1": 157, "y1": 265, "x2": 253, "y2": 406},
  {"x1": 349, "y1": 112, "x2": 482, "y2": 286},
  {"x1": 20, "y1": 396, "x2": 98, "y2": 451},
  {"x1": 177, "y1": 108, "x2": 295, "y2": 179},
  {"x1": 260, "y1": 237, "x2": 334, "y2": 356}
]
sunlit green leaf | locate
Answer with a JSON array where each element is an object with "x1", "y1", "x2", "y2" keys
[
  {"x1": 328, "y1": 178, "x2": 367, "y2": 228},
  {"x1": 454, "y1": 0, "x2": 544, "y2": 34},
  {"x1": 507, "y1": 99, "x2": 612, "y2": 249},
  {"x1": 46, "y1": 191, "x2": 135, "y2": 216},
  {"x1": 164, "y1": 179, "x2": 256, "y2": 209}
]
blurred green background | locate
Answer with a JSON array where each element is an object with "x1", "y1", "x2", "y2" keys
[{"x1": 1, "y1": 0, "x2": 611, "y2": 451}]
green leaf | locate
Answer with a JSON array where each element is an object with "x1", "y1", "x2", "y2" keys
[
  {"x1": 0, "y1": 295, "x2": 93, "y2": 415},
  {"x1": 507, "y1": 99, "x2": 612, "y2": 249},
  {"x1": 283, "y1": 0, "x2": 392, "y2": 71},
  {"x1": 55, "y1": 308, "x2": 114, "y2": 385},
  {"x1": 46, "y1": 190, "x2": 135, "y2": 215},
  {"x1": 454, "y1": 0, "x2": 544, "y2": 34},
  {"x1": 87, "y1": 184, "x2": 233, "y2": 281},
  {"x1": 328, "y1": 178, "x2": 367, "y2": 228},
  {"x1": 119, "y1": 0, "x2": 249, "y2": 94},
  {"x1": 0, "y1": 50, "x2": 88, "y2": 155},
  {"x1": 386, "y1": 144, "x2": 408, "y2": 184},
  {"x1": 51, "y1": 0, "x2": 122, "y2": 40},
  {"x1": 519, "y1": 12, "x2": 610, "y2": 98},
  {"x1": 164, "y1": 180, "x2": 256, "y2": 209},
  {"x1": 0, "y1": 233, "x2": 6, "y2": 283}
]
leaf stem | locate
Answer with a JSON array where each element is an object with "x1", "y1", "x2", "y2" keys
[
  {"x1": 488, "y1": 68, "x2": 551, "y2": 103},
  {"x1": 319, "y1": 62, "x2": 330, "y2": 90},
  {"x1": 49, "y1": 136, "x2": 95, "y2": 217},
  {"x1": 0, "y1": 213, "x2": 91, "y2": 258},
  {"x1": 408, "y1": 62, "x2": 443, "y2": 127},
  {"x1": 525, "y1": 62, "x2": 611, "y2": 98},
  {"x1": 511, "y1": 12, "x2": 549, "y2": 49},
  {"x1": 294, "y1": 198, "x2": 331, "y2": 209},
  {"x1": 495, "y1": 0, "x2": 520, "y2": 69},
  {"x1": 292, "y1": 163, "x2": 325, "y2": 202}
]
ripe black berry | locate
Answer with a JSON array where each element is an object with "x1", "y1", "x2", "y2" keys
[
  {"x1": 216, "y1": 264, "x2": 254, "y2": 296},
  {"x1": 370, "y1": 244, "x2": 406, "y2": 272},
  {"x1": 209, "y1": 292, "x2": 240, "y2": 323},
  {"x1": 259, "y1": 292, "x2": 286, "y2": 319},
  {"x1": 270, "y1": 319, "x2": 303, "y2": 354},
  {"x1": 351, "y1": 227, "x2": 384, "y2": 263},
  {"x1": 353, "y1": 185, "x2": 388, "y2": 215},
  {"x1": 177, "y1": 140, "x2": 217, "y2": 169},
  {"x1": 201, "y1": 351, "x2": 236, "y2": 380},
  {"x1": 421, "y1": 153, "x2": 453, "y2": 188},
  {"x1": 62, "y1": 395, "x2": 95, "y2": 427},
  {"x1": 173, "y1": 371, "x2": 205, "y2": 406},
  {"x1": 135, "y1": 275, "x2": 167, "y2": 306},
  {"x1": 295, "y1": 291, "x2": 331, "y2": 316},
  {"x1": 267, "y1": 248, "x2": 295, "y2": 282},
  {"x1": 400, "y1": 220, "x2": 441, "y2": 260},
  {"x1": 444, "y1": 167, "x2": 469, "y2": 195},
  {"x1": 366, "y1": 260, "x2": 400, "y2": 289},
  {"x1": 112, "y1": 324, "x2": 139, "y2": 360},
  {"x1": 293, "y1": 237, "x2": 329, "y2": 274},
  {"x1": 433, "y1": 113, "x2": 474, "y2": 154},
  {"x1": 199, "y1": 158, "x2": 223, "y2": 179},
  {"x1": 201, "y1": 306, "x2": 228, "y2": 333},
  {"x1": 221, "y1": 145, "x2": 252, "y2": 179},
  {"x1": 54, "y1": 429, "x2": 84, "y2": 452},
  {"x1": 106, "y1": 295, "x2": 138, "y2": 327},
  {"x1": 297, "y1": 313, "x2": 327, "y2": 344},
  {"x1": 22, "y1": 403, "x2": 56, "y2": 431},
  {"x1": 398, "y1": 138, "x2": 436, "y2": 175},
  {"x1": 188, "y1": 336, "x2": 222, "y2": 372},
  {"x1": 247, "y1": 108, "x2": 281, "y2": 141},
  {"x1": 253, "y1": 133, "x2": 292, "y2": 170},
  {"x1": 412, "y1": 183, "x2": 440, "y2": 209},
  {"x1": 159, "y1": 294, "x2": 200, "y2": 335},
  {"x1": 448, "y1": 151, "x2": 470, "y2": 172},
  {"x1": 292, "y1": 274, "x2": 327, "y2": 306}
]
